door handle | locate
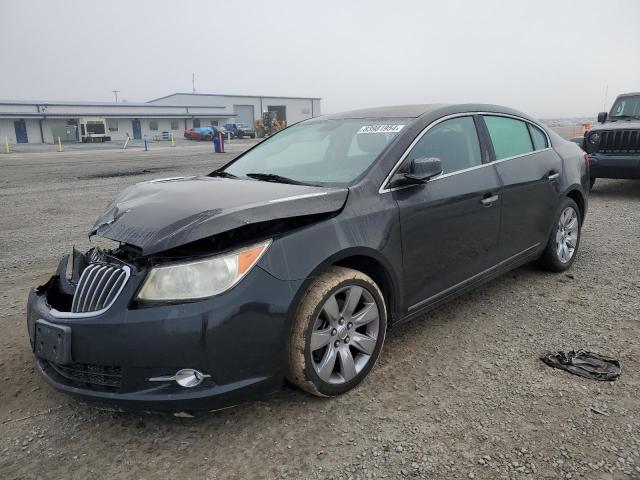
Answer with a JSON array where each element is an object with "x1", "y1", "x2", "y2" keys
[
  {"x1": 548, "y1": 171, "x2": 560, "y2": 181},
  {"x1": 480, "y1": 193, "x2": 499, "y2": 206}
]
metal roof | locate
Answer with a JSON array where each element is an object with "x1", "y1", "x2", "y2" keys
[
  {"x1": 148, "y1": 92, "x2": 322, "y2": 102},
  {"x1": 0, "y1": 99, "x2": 225, "y2": 108}
]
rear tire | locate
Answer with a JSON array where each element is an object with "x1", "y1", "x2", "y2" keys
[
  {"x1": 286, "y1": 267, "x2": 387, "y2": 397},
  {"x1": 536, "y1": 197, "x2": 581, "y2": 272}
]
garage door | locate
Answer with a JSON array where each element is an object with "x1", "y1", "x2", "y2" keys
[{"x1": 233, "y1": 105, "x2": 255, "y2": 126}]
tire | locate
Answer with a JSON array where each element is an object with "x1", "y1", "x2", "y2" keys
[
  {"x1": 286, "y1": 266, "x2": 387, "y2": 397},
  {"x1": 589, "y1": 177, "x2": 596, "y2": 190},
  {"x1": 250, "y1": 134, "x2": 256, "y2": 139},
  {"x1": 536, "y1": 197, "x2": 581, "y2": 272}
]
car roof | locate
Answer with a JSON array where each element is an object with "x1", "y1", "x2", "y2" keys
[
  {"x1": 321, "y1": 104, "x2": 446, "y2": 119},
  {"x1": 313, "y1": 103, "x2": 542, "y2": 125},
  {"x1": 617, "y1": 92, "x2": 640, "y2": 98}
]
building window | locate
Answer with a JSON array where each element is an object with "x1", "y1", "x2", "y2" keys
[
  {"x1": 170, "y1": 120, "x2": 179, "y2": 130},
  {"x1": 107, "y1": 119, "x2": 118, "y2": 132},
  {"x1": 149, "y1": 120, "x2": 158, "y2": 131},
  {"x1": 210, "y1": 120, "x2": 219, "y2": 126}
]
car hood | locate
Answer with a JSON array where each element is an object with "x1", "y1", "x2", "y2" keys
[
  {"x1": 591, "y1": 119, "x2": 640, "y2": 131},
  {"x1": 90, "y1": 176, "x2": 349, "y2": 255}
]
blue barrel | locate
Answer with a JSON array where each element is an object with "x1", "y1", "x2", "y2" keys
[{"x1": 213, "y1": 136, "x2": 222, "y2": 153}]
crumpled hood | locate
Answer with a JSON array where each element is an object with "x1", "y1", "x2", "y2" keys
[{"x1": 90, "y1": 176, "x2": 349, "y2": 255}]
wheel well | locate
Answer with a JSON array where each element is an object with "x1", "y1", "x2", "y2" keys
[
  {"x1": 566, "y1": 189, "x2": 585, "y2": 221},
  {"x1": 333, "y1": 255, "x2": 396, "y2": 321}
]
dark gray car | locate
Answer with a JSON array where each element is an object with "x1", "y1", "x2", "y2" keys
[{"x1": 27, "y1": 104, "x2": 589, "y2": 411}]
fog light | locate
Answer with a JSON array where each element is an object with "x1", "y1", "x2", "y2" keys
[
  {"x1": 148, "y1": 368, "x2": 211, "y2": 388},
  {"x1": 175, "y1": 369, "x2": 210, "y2": 388}
]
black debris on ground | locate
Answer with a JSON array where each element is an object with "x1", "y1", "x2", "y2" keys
[{"x1": 541, "y1": 350, "x2": 621, "y2": 381}]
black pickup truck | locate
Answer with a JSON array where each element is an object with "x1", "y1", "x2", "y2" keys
[{"x1": 574, "y1": 92, "x2": 640, "y2": 188}]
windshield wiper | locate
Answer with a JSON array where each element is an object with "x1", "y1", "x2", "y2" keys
[
  {"x1": 209, "y1": 169, "x2": 238, "y2": 179},
  {"x1": 245, "y1": 172, "x2": 317, "y2": 186}
]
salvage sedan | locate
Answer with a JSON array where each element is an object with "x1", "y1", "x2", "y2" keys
[{"x1": 27, "y1": 104, "x2": 590, "y2": 411}]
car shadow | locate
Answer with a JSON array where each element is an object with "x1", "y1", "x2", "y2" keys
[{"x1": 590, "y1": 178, "x2": 640, "y2": 200}]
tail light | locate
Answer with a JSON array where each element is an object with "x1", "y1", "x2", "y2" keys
[{"x1": 583, "y1": 153, "x2": 590, "y2": 171}]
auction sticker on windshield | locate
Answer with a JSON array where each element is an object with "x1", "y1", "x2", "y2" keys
[{"x1": 357, "y1": 125, "x2": 405, "y2": 134}]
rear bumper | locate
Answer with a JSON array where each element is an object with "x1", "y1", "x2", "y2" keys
[
  {"x1": 589, "y1": 154, "x2": 640, "y2": 179},
  {"x1": 26, "y1": 266, "x2": 301, "y2": 412}
]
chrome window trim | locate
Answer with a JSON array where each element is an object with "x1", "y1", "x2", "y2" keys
[
  {"x1": 379, "y1": 111, "x2": 552, "y2": 194},
  {"x1": 49, "y1": 265, "x2": 131, "y2": 319}
]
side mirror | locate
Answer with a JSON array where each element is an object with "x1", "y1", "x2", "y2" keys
[
  {"x1": 597, "y1": 112, "x2": 608, "y2": 123},
  {"x1": 389, "y1": 157, "x2": 443, "y2": 187}
]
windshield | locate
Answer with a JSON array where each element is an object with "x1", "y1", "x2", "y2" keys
[
  {"x1": 610, "y1": 96, "x2": 640, "y2": 118},
  {"x1": 223, "y1": 118, "x2": 410, "y2": 186}
]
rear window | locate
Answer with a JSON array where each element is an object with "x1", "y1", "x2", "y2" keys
[{"x1": 484, "y1": 116, "x2": 533, "y2": 160}]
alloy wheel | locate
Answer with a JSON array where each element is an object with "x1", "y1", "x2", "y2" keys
[
  {"x1": 310, "y1": 285, "x2": 380, "y2": 384},
  {"x1": 555, "y1": 206, "x2": 579, "y2": 263}
]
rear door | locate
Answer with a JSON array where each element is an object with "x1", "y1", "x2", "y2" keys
[
  {"x1": 392, "y1": 115, "x2": 502, "y2": 311},
  {"x1": 481, "y1": 115, "x2": 562, "y2": 258}
]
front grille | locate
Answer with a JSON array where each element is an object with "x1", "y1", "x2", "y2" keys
[
  {"x1": 595, "y1": 130, "x2": 640, "y2": 154},
  {"x1": 48, "y1": 361, "x2": 122, "y2": 390},
  {"x1": 71, "y1": 262, "x2": 129, "y2": 313}
]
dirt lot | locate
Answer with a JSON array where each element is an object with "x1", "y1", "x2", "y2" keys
[{"x1": 0, "y1": 144, "x2": 639, "y2": 480}]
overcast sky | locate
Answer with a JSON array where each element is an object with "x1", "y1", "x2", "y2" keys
[{"x1": 1, "y1": 0, "x2": 638, "y2": 118}]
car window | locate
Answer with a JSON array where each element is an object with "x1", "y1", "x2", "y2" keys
[
  {"x1": 528, "y1": 124, "x2": 548, "y2": 150},
  {"x1": 406, "y1": 116, "x2": 482, "y2": 174},
  {"x1": 611, "y1": 96, "x2": 640, "y2": 118},
  {"x1": 484, "y1": 116, "x2": 533, "y2": 160},
  {"x1": 224, "y1": 118, "x2": 410, "y2": 186}
]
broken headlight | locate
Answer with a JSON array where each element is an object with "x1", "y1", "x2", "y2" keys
[{"x1": 136, "y1": 240, "x2": 271, "y2": 301}]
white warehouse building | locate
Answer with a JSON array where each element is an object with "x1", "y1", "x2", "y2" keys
[{"x1": 0, "y1": 93, "x2": 321, "y2": 144}]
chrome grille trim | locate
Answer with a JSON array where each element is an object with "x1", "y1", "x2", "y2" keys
[{"x1": 51, "y1": 263, "x2": 131, "y2": 319}]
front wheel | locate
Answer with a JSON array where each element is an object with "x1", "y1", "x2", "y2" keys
[
  {"x1": 286, "y1": 267, "x2": 387, "y2": 397},
  {"x1": 536, "y1": 197, "x2": 581, "y2": 272}
]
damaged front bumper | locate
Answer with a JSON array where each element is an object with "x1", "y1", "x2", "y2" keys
[{"x1": 26, "y1": 250, "x2": 301, "y2": 412}]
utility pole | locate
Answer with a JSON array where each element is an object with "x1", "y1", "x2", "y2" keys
[
  {"x1": 192, "y1": 73, "x2": 196, "y2": 94},
  {"x1": 112, "y1": 90, "x2": 120, "y2": 103}
]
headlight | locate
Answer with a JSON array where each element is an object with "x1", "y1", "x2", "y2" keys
[
  {"x1": 136, "y1": 240, "x2": 271, "y2": 301},
  {"x1": 588, "y1": 132, "x2": 600, "y2": 145}
]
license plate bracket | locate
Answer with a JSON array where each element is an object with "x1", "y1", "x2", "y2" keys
[{"x1": 34, "y1": 319, "x2": 72, "y2": 365}]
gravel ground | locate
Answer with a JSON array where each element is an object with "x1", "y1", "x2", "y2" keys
[{"x1": 0, "y1": 145, "x2": 639, "y2": 480}]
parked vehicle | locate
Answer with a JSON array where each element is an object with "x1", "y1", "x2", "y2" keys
[
  {"x1": 79, "y1": 117, "x2": 111, "y2": 143},
  {"x1": 573, "y1": 92, "x2": 640, "y2": 188},
  {"x1": 189, "y1": 126, "x2": 228, "y2": 141},
  {"x1": 224, "y1": 122, "x2": 256, "y2": 139},
  {"x1": 27, "y1": 104, "x2": 589, "y2": 412},
  {"x1": 183, "y1": 128, "x2": 194, "y2": 139},
  {"x1": 255, "y1": 111, "x2": 285, "y2": 138}
]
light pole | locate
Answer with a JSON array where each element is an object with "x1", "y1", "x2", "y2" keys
[{"x1": 112, "y1": 90, "x2": 120, "y2": 103}]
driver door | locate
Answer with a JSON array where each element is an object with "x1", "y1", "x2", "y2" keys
[{"x1": 392, "y1": 116, "x2": 502, "y2": 311}]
